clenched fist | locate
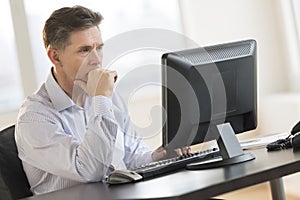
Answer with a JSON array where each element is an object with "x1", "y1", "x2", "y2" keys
[{"x1": 75, "y1": 69, "x2": 118, "y2": 97}]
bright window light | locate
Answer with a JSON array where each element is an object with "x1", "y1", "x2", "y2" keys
[{"x1": 0, "y1": 0, "x2": 23, "y2": 112}]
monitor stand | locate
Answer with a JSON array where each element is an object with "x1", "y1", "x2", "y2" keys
[{"x1": 186, "y1": 123, "x2": 255, "y2": 170}]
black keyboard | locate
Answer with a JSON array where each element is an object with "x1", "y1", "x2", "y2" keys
[{"x1": 132, "y1": 147, "x2": 221, "y2": 179}]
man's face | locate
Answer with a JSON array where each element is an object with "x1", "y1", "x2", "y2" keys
[{"x1": 57, "y1": 26, "x2": 103, "y2": 88}]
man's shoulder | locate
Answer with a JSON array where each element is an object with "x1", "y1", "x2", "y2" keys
[
  {"x1": 18, "y1": 84, "x2": 58, "y2": 121},
  {"x1": 25, "y1": 84, "x2": 54, "y2": 109}
]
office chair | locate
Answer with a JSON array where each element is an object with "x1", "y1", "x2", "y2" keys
[{"x1": 0, "y1": 125, "x2": 33, "y2": 200}]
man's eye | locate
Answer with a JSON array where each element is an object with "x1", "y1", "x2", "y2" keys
[{"x1": 80, "y1": 48, "x2": 90, "y2": 53}]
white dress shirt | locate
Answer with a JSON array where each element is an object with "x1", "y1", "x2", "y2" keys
[{"x1": 15, "y1": 69, "x2": 153, "y2": 195}]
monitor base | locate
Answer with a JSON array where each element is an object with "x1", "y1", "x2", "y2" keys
[{"x1": 186, "y1": 152, "x2": 255, "y2": 170}]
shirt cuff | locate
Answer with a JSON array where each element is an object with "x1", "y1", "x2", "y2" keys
[
  {"x1": 90, "y1": 96, "x2": 114, "y2": 118},
  {"x1": 144, "y1": 151, "x2": 154, "y2": 164}
]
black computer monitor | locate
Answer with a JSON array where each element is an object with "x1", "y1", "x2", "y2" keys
[{"x1": 161, "y1": 39, "x2": 257, "y2": 169}]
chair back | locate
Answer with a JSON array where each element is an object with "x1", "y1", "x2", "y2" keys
[{"x1": 0, "y1": 125, "x2": 33, "y2": 199}]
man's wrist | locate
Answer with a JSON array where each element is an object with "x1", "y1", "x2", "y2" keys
[{"x1": 91, "y1": 95, "x2": 114, "y2": 117}]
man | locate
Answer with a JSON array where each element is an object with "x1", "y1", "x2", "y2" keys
[{"x1": 15, "y1": 5, "x2": 189, "y2": 195}]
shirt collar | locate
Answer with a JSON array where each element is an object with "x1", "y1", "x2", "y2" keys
[{"x1": 45, "y1": 68, "x2": 75, "y2": 111}]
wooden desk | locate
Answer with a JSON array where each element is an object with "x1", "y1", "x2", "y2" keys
[{"x1": 23, "y1": 148, "x2": 300, "y2": 200}]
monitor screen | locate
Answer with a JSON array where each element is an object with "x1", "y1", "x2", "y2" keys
[{"x1": 161, "y1": 39, "x2": 257, "y2": 168}]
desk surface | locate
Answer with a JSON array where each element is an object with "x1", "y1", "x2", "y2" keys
[{"x1": 24, "y1": 148, "x2": 300, "y2": 200}]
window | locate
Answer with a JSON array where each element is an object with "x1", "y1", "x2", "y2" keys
[
  {"x1": 0, "y1": 0, "x2": 23, "y2": 112},
  {"x1": 292, "y1": 0, "x2": 300, "y2": 49}
]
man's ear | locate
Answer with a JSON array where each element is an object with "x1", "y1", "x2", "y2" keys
[{"x1": 47, "y1": 48, "x2": 61, "y2": 66}]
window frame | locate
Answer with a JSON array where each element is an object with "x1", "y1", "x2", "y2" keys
[{"x1": 10, "y1": 0, "x2": 38, "y2": 98}]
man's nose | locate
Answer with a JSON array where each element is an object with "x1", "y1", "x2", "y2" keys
[{"x1": 88, "y1": 48, "x2": 102, "y2": 66}]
